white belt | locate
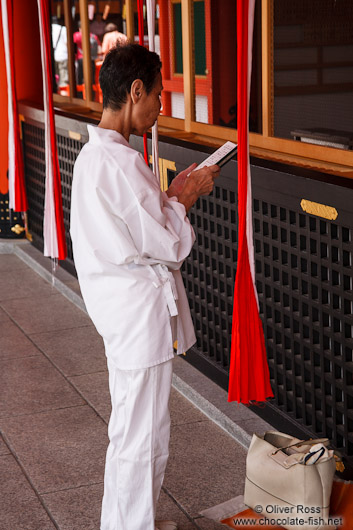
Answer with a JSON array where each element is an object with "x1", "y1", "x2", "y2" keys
[{"x1": 150, "y1": 264, "x2": 178, "y2": 317}]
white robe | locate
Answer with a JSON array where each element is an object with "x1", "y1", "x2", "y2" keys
[{"x1": 70, "y1": 125, "x2": 196, "y2": 370}]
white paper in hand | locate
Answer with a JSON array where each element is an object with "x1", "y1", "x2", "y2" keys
[{"x1": 191, "y1": 141, "x2": 237, "y2": 174}]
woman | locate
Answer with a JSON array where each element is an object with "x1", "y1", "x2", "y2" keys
[{"x1": 70, "y1": 43, "x2": 219, "y2": 530}]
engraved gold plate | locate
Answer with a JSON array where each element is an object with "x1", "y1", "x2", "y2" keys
[
  {"x1": 11, "y1": 224, "x2": 25, "y2": 235},
  {"x1": 69, "y1": 130, "x2": 82, "y2": 141},
  {"x1": 19, "y1": 114, "x2": 25, "y2": 140},
  {"x1": 300, "y1": 199, "x2": 338, "y2": 221}
]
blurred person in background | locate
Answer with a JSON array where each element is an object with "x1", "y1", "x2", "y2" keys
[
  {"x1": 73, "y1": 20, "x2": 101, "y2": 86},
  {"x1": 90, "y1": 12, "x2": 106, "y2": 42},
  {"x1": 102, "y1": 23, "x2": 128, "y2": 58},
  {"x1": 51, "y1": 16, "x2": 68, "y2": 88}
]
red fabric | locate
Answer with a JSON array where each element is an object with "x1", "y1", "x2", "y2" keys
[
  {"x1": 38, "y1": 0, "x2": 67, "y2": 260},
  {"x1": 137, "y1": 0, "x2": 149, "y2": 165},
  {"x1": 6, "y1": 0, "x2": 27, "y2": 212},
  {"x1": 228, "y1": 0, "x2": 273, "y2": 403}
]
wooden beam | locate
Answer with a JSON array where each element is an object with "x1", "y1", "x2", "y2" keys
[
  {"x1": 261, "y1": 0, "x2": 274, "y2": 137},
  {"x1": 79, "y1": 0, "x2": 93, "y2": 101},
  {"x1": 125, "y1": 0, "x2": 135, "y2": 42},
  {"x1": 63, "y1": 0, "x2": 76, "y2": 98},
  {"x1": 275, "y1": 82, "x2": 353, "y2": 97},
  {"x1": 181, "y1": 0, "x2": 195, "y2": 130}
]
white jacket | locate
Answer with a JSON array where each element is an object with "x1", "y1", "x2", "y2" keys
[{"x1": 70, "y1": 125, "x2": 196, "y2": 369}]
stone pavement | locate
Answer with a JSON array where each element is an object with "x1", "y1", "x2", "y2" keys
[{"x1": 0, "y1": 241, "x2": 271, "y2": 530}]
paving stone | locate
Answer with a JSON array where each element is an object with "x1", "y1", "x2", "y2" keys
[
  {"x1": 165, "y1": 420, "x2": 247, "y2": 517},
  {"x1": 170, "y1": 388, "x2": 209, "y2": 427},
  {"x1": 30, "y1": 325, "x2": 106, "y2": 376},
  {"x1": 41, "y1": 484, "x2": 204, "y2": 530},
  {"x1": 0, "y1": 319, "x2": 40, "y2": 360},
  {"x1": 69, "y1": 371, "x2": 111, "y2": 422},
  {"x1": 156, "y1": 489, "x2": 198, "y2": 529},
  {"x1": 173, "y1": 357, "x2": 255, "y2": 423},
  {"x1": 62, "y1": 279, "x2": 83, "y2": 296},
  {"x1": 237, "y1": 416, "x2": 272, "y2": 437},
  {"x1": 0, "y1": 406, "x2": 108, "y2": 494},
  {"x1": 0, "y1": 306, "x2": 10, "y2": 322},
  {"x1": 41, "y1": 483, "x2": 103, "y2": 530},
  {"x1": 192, "y1": 515, "x2": 228, "y2": 529},
  {"x1": 0, "y1": 355, "x2": 84, "y2": 418},
  {"x1": 0, "y1": 267, "x2": 56, "y2": 301},
  {"x1": 1, "y1": 293, "x2": 91, "y2": 334},
  {"x1": 0, "y1": 253, "x2": 28, "y2": 272},
  {"x1": 0, "y1": 435, "x2": 10, "y2": 455},
  {"x1": 0, "y1": 251, "x2": 264, "y2": 530},
  {"x1": 0, "y1": 454, "x2": 56, "y2": 530},
  {"x1": 16, "y1": 243, "x2": 74, "y2": 283}
]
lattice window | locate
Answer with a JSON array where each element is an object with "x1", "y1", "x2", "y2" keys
[
  {"x1": 22, "y1": 122, "x2": 46, "y2": 240},
  {"x1": 170, "y1": 174, "x2": 237, "y2": 371},
  {"x1": 56, "y1": 134, "x2": 84, "y2": 260},
  {"x1": 254, "y1": 199, "x2": 353, "y2": 454},
  {"x1": 23, "y1": 123, "x2": 84, "y2": 261}
]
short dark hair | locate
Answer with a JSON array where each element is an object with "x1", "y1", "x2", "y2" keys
[
  {"x1": 105, "y1": 23, "x2": 118, "y2": 33},
  {"x1": 99, "y1": 43, "x2": 162, "y2": 110}
]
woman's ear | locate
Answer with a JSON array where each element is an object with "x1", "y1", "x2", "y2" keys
[{"x1": 131, "y1": 79, "x2": 144, "y2": 104}]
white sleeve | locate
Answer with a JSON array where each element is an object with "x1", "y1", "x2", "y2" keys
[
  {"x1": 95, "y1": 149, "x2": 195, "y2": 270},
  {"x1": 122, "y1": 187, "x2": 195, "y2": 270}
]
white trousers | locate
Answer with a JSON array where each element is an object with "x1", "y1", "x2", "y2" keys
[{"x1": 101, "y1": 358, "x2": 173, "y2": 530}]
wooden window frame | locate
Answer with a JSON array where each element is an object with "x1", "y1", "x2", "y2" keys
[{"x1": 53, "y1": 0, "x2": 353, "y2": 177}]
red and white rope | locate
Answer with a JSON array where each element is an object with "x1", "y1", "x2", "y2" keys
[
  {"x1": 37, "y1": 0, "x2": 67, "y2": 260},
  {"x1": 1, "y1": 0, "x2": 28, "y2": 212},
  {"x1": 228, "y1": 0, "x2": 273, "y2": 404}
]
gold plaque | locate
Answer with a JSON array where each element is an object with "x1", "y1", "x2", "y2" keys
[
  {"x1": 69, "y1": 130, "x2": 82, "y2": 141},
  {"x1": 300, "y1": 199, "x2": 338, "y2": 221},
  {"x1": 19, "y1": 114, "x2": 25, "y2": 140},
  {"x1": 149, "y1": 156, "x2": 176, "y2": 192},
  {"x1": 11, "y1": 224, "x2": 25, "y2": 235}
]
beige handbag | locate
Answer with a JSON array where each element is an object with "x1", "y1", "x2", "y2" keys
[{"x1": 244, "y1": 431, "x2": 337, "y2": 530}]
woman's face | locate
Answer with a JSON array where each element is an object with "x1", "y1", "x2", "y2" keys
[{"x1": 132, "y1": 73, "x2": 163, "y2": 136}]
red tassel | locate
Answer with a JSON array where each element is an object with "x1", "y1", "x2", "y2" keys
[
  {"x1": 38, "y1": 0, "x2": 67, "y2": 260},
  {"x1": 228, "y1": 0, "x2": 273, "y2": 404}
]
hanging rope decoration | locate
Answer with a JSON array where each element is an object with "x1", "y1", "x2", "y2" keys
[
  {"x1": 137, "y1": 0, "x2": 149, "y2": 165},
  {"x1": 228, "y1": 0, "x2": 273, "y2": 404},
  {"x1": 37, "y1": 0, "x2": 67, "y2": 262},
  {"x1": 1, "y1": 0, "x2": 28, "y2": 214}
]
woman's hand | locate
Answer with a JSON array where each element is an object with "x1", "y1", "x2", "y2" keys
[{"x1": 177, "y1": 164, "x2": 220, "y2": 212}]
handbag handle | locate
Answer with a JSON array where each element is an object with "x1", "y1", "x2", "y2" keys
[{"x1": 271, "y1": 437, "x2": 330, "y2": 455}]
